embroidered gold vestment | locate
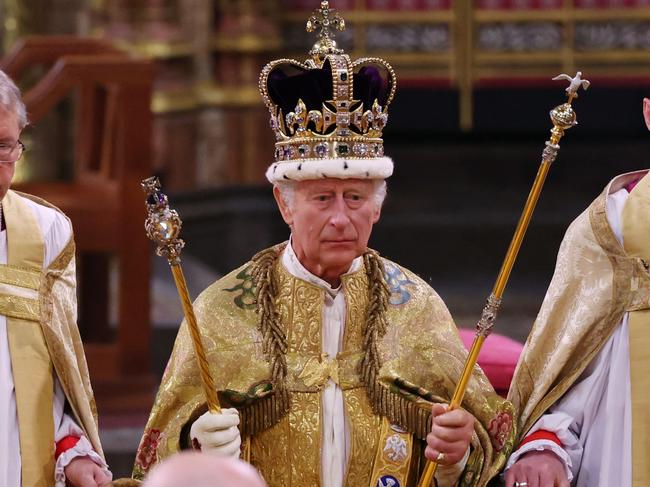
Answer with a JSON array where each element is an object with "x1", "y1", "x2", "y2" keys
[
  {"x1": 136, "y1": 245, "x2": 514, "y2": 486},
  {"x1": 1, "y1": 190, "x2": 104, "y2": 486},
  {"x1": 622, "y1": 171, "x2": 650, "y2": 486},
  {"x1": 508, "y1": 170, "x2": 650, "y2": 456}
]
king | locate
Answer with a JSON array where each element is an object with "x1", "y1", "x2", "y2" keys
[{"x1": 135, "y1": 3, "x2": 513, "y2": 486}]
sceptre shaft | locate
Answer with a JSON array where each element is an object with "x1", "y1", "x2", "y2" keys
[
  {"x1": 417, "y1": 72, "x2": 590, "y2": 487},
  {"x1": 141, "y1": 176, "x2": 221, "y2": 413}
]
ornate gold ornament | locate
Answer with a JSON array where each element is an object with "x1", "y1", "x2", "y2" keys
[
  {"x1": 258, "y1": 1, "x2": 397, "y2": 175},
  {"x1": 306, "y1": 0, "x2": 345, "y2": 61},
  {"x1": 142, "y1": 177, "x2": 184, "y2": 265},
  {"x1": 476, "y1": 293, "x2": 502, "y2": 337}
]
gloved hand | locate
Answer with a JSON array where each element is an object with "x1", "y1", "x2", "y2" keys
[{"x1": 189, "y1": 408, "x2": 241, "y2": 458}]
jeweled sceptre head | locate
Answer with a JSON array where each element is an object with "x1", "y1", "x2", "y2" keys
[{"x1": 141, "y1": 176, "x2": 185, "y2": 265}]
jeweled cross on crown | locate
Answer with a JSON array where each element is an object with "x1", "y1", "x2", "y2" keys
[{"x1": 307, "y1": 1, "x2": 346, "y2": 58}]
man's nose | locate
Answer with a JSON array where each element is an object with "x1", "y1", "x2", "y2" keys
[{"x1": 329, "y1": 196, "x2": 351, "y2": 228}]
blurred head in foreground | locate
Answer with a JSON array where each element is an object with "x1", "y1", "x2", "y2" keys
[{"x1": 142, "y1": 452, "x2": 266, "y2": 487}]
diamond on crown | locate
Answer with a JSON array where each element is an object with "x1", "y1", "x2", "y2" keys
[
  {"x1": 353, "y1": 143, "x2": 368, "y2": 156},
  {"x1": 336, "y1": 113, "x2": 350, "y2": 126}
]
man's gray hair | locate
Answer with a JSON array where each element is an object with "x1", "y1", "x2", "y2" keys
[
  {"x1": 0, "y1": 69, "x2": 27, "y2": 129},
  {"x1": 276, "y1": 179, "x2": 388, "y2": 210}
]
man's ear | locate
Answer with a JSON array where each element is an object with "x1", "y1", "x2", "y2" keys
[
  {"x1": 372, "y1": 204, "x2": 382, "y2": 224},
  {"x1": 643, "y1": 98, "x2": 650, "y2": 131},
  {"x1": 273, "y1": 185, "x2": 293, "y2": 226}
]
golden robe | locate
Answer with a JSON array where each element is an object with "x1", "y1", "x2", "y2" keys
[
  {"x1": 508, "y1": 170, "x2": 650, "y2": 441},
  {"x1": 136, "y1": 245, "x2": 514, "y2": 486},
  {"x1": 1, "y1": 190, "x2": 104, "y2": 486}
]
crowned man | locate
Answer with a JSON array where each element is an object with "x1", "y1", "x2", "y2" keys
[
  {"x1": 134, "y1": 3, "x2": 514, "y2": 486},
  {"x1": 504, "y1": 99, "x2": 650, "y2": 487},
  {"x1": 0, "y1": 70, "x2": 111, "y2": 486}
]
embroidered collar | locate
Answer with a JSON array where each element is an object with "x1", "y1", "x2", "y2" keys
[{"x1": 282, "y1": 237, "x2": 362, "y2": 295}]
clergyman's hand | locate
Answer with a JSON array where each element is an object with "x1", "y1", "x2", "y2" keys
[
  {"x1": 190, "y1": 407, "x2": 242, "y2": 458},
  {"x1": 424, "y1": 403, "x2": 474, "y2": 466},
  {"x1": 505, "y1": 450, "x2": 569, "y2": 487},
  {"x1": 64, "y1": 456, "x2": 112, "y2": 487}
]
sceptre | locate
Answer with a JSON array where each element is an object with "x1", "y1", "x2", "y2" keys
[
  {"x1": 417, "y1": 72, "x2": 590, "y2": 486},
  {"x1": 141, "y1": 176, "x2": 221, "y2": 413}
]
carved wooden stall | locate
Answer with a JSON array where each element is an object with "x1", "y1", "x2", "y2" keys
[{"x1": 1, "y1": 37, "x2": 154, "y2": 412}]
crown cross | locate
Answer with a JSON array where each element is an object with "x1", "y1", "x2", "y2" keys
[{"x1": 307, "y1": 1, "x2": 346, "y2": 61}]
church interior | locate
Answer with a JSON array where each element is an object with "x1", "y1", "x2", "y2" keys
[{"x1": 1, "y1": 0, "x2": 649, "y2": 479}]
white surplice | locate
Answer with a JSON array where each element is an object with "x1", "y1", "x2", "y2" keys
[
  {"x1": 0, "y1": 196, "x2": 109, "y2": 487},
  {"x1": 282, "y1": 240, "x2": 465, "y2": 487},
  {"x1": 506, "y1": 188, "x2": 632, "y2": 486}
]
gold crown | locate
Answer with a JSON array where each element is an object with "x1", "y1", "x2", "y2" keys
[{"x1": 259, "y1": 1, "x2": 397, "y2": 183}]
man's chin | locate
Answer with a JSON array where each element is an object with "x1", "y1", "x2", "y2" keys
[{"x1": 320, "y1": 246, "x2": 360, "y2": 267}]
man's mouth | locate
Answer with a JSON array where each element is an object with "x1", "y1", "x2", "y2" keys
[{"x1": 323, "y1": 239, "x2": 354, "y2": 244}]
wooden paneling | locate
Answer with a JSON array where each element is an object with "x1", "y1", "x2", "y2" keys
[{"x1": 1, "y1": 37, "x2": 155, "y2": 412}]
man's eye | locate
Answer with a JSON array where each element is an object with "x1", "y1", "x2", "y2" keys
[
  {"x1": 317, "y1": 195, "x2": 329, "y2": 202},
  {"x1": 348, "y1": 194, "x2": 362, "y2": 201}
]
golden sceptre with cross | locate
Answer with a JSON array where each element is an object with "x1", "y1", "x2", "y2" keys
[
  {"x1": 417, "y1": 72, "x2": 590, "y2": 487},
  {"x1": 141, "y1": 176, "x2": 221, "y2": 414}
]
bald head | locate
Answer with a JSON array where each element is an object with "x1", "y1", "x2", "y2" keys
[{"x1": 142, "y1": 452, "x2": 266, "y2": 487}]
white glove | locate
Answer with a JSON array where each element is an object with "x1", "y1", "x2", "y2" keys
[{"x1": 190, "y1": 407, "x2": 242, "y2": 458}]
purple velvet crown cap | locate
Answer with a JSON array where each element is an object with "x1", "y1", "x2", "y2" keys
[{"x1": 266, "y1": 58, "x2": 393, "y2": 121}]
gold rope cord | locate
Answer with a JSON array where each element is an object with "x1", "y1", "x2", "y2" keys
[
  {"x1": 251, "y1": 245, "x2": 289, "y2": 394},
  {"x1": 241, "y1": 244, "x2": 291, "y2": 435},
  {"x1": 171, "y1": 264, "x2": 221, "y2": 413}
]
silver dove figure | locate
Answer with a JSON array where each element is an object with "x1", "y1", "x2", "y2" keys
[{"x1": 553, "y1": 71, "x2": 591, "y2": 98}]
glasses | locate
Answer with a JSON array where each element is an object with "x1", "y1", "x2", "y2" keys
[{"x1": 0, "y1": 140, "x2": 25, "y2": 164}]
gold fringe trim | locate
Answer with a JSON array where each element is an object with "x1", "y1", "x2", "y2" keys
[
  {"x1": 367, "y1": 381, "x2": 432, "y2": 441},
  {"x1": 238, "y1": 390, "x2": 292, "y2": 438}
]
